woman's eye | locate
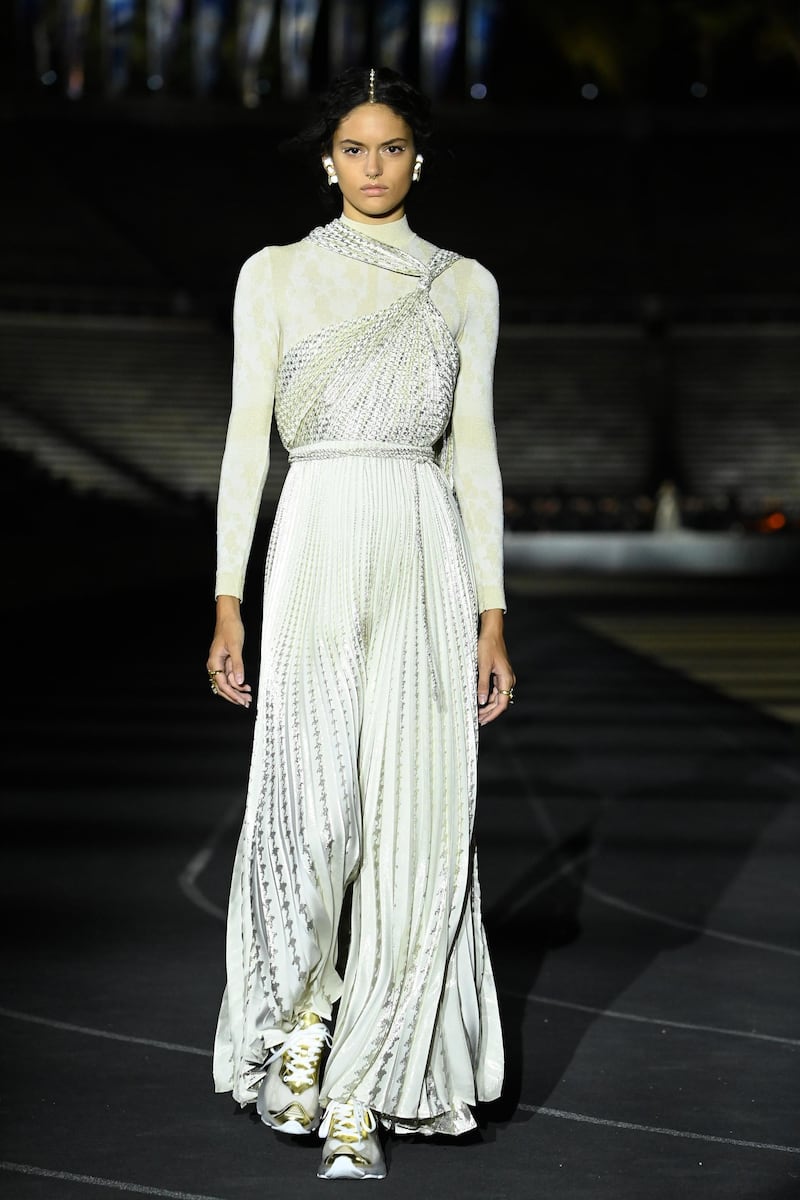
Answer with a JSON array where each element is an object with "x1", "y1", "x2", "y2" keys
[{"x1": 382, "y1": 144, "x2": 405, "y2": 155}]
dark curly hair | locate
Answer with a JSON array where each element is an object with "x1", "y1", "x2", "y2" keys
[
  {"x1": 281, "y1": 66, "x2": 435, "y2": 180},
  {"x1": 304, "y1": 66, "x2": 433, "y2": 157}
]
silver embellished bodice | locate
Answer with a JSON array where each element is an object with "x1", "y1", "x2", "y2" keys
[{"x1": 274, "y1": 220, "x2": 461, "y2": 451}]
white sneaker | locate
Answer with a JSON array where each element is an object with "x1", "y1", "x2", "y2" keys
[
  {"x1": 317, "y1": 1101, "x2": 387, "y2": 1180},
  {"x1": 256, "y1": 1012, "x2": 331, "y2": 1135}
]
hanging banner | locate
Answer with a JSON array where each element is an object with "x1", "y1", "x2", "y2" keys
[
  {"x1": 328, "y1": 0, "x2": 367, "y2": 79},
  {"x1": 146, "y1": 0, "x2": 185, "y2": 88},
  {"x1": 60, "y1": 0, "x2": 93, "y2": 98},
  {"x1": 16, "y1": 0, "x2": 53, "y2": 83},
  {"x1": 193, "y1": 0, "x2": 227, "y2": 94},
  {"x1": 465, "y1": 0, "x2": 500, "y2": 91},
  {"x1": 103, "y1": 0, "x2": 136, "y2": 94},
  {"x1": 419, "y1": 0, "x2": 461, "y2": 97},
  {"x1": 375, "y1": 0, "x2": 412, "y2": 73},
  {"x1": 280, "y1": 0, "x2": 322, "y2": 99},
  {"x1": 236, "y1": 0, "x2": 276, "y2": 107}
]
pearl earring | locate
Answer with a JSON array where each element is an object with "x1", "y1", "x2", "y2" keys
[
  {"x1": 322, "y1": 156, "x2": 338, "y2": 185},
  {"x1": 412, "y1": 153, "x2": 423, "y2": 182}
]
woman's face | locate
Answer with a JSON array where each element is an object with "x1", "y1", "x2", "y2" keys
[{"x1": 327, "y1": 103, "x2": 416, "y2": 223}]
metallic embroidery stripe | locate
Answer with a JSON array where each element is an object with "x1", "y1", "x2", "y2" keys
[{"x1": 287, "y1": 441, "x2": 440, "y2": 703}]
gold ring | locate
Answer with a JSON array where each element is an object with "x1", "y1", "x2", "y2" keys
[
  {"x1": 208, "y1": 669, "x2": 224, "y2": 680},
  {"x1": 498, "y1": 688, "x2": 515, "y2": 702}
]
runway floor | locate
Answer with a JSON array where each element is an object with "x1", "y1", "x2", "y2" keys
[{"x1": 2, "y1": 511, "x2": 799, "y2": 1200}]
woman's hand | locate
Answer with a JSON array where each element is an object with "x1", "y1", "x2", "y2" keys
[
  {"x1": 476, "y1": 608, "x2": 516, "y2": 727},
  {"x1": 207, "y1": 595, "x2": 252, "y2": 708}
]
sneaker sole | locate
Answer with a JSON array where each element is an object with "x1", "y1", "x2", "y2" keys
[{"x1": 317, "y1": 1158, "x2": 386, "y2": 1181}]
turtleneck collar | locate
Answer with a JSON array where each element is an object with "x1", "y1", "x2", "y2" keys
[{"x1": 339, "y1": 214, "x2": 413, "y2": 249}]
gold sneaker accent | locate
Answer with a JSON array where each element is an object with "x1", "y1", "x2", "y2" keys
[
  {"x1": 257, "y1": 1012, "x2": 331, "y2": 1136},
  {"x1": 271, "y1": 1101, "x2": 316, "y2": 1130},
  {"x1": 317, "y1": 1102, "x2": 387, "y2": 1180},
  {"x1": 278, "y1": 1013, "x2": 329, "y2": 1095},
  {"x1": 324, "y1": 1147, "x2": 372, "y2": 1168}
]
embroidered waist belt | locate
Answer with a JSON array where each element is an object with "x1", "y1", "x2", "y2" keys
[{"x1": 288, "y1": 440, "x2": 435, "y2": 465}]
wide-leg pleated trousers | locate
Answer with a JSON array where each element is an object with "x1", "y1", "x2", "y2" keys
[{"x1": 212, "y1": 451, "x2": 504, "y2": 1134}]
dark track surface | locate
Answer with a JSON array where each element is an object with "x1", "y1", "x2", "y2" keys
[{"x1": 2, "y1": 506, "x2": 799, "y2": 1200}]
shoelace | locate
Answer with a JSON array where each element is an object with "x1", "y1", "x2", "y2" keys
[
  {"x1": 266, "y1": 1022, "x2": 332, "y2": 1090},
  {"x1": 319, "y1": 1100, "x2": 377, "y2": 1141}
]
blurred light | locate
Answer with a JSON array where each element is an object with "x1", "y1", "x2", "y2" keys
[
  {"x1": 280, "y1": 1, "x2": 323, "y2": 100},
  {"x1": 763, "y1": 512, "x2": 787, "y2": 531},
  {"x1": 581, "y1": 83, "x2": 598, "y2": 100},
  {"x1": 690, "y1": 81, "x2": 708, "y2": 98},
  {"x1": 328, "y1": 0, "x2": 367, "y2": 78},
  {"x1": 40, "y1": 70, "x2": 57, "y2": 85},
  {"x1": 376, "y1": 0, "x2": 412, "y2": 73},
  {"x1": 420, "y1": 0, "x2": 460, "y2": 97},
  {"x1": 469, "y1": 82, "x2": 487, "y2": 100},
  {"x1": 257, "y1": 78, "x2": 271, "y2": 94},
  {"x1": 466, "y1": 0, "x2": 500, "y2": 87},
  {"x1": 147, "y1": 73, "x2": 164, "y2": 90}
]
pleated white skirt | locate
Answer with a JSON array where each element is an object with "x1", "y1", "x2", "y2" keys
[{"x1": 213, "y1": 445, "x2": 504, "y2": 1135}]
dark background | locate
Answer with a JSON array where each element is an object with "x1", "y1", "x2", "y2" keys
[
  {"x1": 3, "y1": 0, "x2": 800, "y2": 558},
  {"x1": 3, "y1": 8, "x2": 800, "y2": 1200}
]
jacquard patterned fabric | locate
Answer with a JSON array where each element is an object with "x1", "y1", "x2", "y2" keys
[
  {"x1": 212, "y1": 216, "x2": 505, "y2": 1135},
  {"x1": 214, "y1": 215, "x2": 505, "y2": 613}
]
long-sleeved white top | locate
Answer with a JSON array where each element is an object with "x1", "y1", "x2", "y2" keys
[{"x1": 215, "y1": 213, "x2": 506, "y2": 614}]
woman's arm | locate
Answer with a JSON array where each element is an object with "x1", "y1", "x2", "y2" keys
[
  {"x1": 207, "y1": 250, "x2": 279, "y2": 707},
  {"x1": 214, "y1": 249, "x2": 279, "y2": 601},
  {"x1": 450, "y1": 259, "x2": 515, "y2": 723},
  {"x1": 451, "y1": 260, "x2": 506, "y2": 615}
]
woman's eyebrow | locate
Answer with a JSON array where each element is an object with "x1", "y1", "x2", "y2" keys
[{"x1": 338, "y1": 137, "x2": 409, "y2": 147}]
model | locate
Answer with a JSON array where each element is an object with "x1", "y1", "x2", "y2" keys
[{"x1": 206, "y1": 64, "x2": 515, "y2": 1182}]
